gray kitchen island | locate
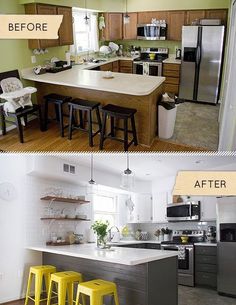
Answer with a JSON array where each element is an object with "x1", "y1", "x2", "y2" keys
[{"x1": 27, "y1": 244, "x2": 178, "y2": 305}]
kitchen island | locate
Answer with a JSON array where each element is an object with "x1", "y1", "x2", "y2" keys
[
  {"x1": 22, "y1": 66, "x2": 165, "y2": 147},
  {"x1": 27, "y1": 244, "x2": 178, "y2": 305}
]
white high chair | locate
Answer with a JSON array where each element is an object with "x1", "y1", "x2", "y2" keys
[{"x1": 0, "y1": 76, "x2": 43, "y2": 143}]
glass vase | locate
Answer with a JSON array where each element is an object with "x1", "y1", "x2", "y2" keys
[{"x1": 97, "y1": 235, "x2": 107, "y2": 249}]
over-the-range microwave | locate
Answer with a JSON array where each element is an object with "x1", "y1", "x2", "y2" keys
[
  {"x1": 166, "y1": 201, "x2": 201, "y2": 222},
  {"x1": 137, "y1": 24, "x2": 167, "y2": 40}
]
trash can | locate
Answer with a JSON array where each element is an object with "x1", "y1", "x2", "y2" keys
[{"x1": 158, "y1": 101, "x2": 177, "y2": 140}]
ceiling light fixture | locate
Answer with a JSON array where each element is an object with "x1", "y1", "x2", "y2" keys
[
  {"x1": 121, "y1": 153, "x2": 135, "y2": 190},
  {"x1": 123, "y1": 0, "x2": 130, "y2": 24},
  {"x1": 84, "y1": 0, "x2": 90, "y2": 25}
]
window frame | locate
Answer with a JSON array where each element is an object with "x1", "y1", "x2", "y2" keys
[{"x1": 92, "y1": 192, "x2": 119, "y2": 227}]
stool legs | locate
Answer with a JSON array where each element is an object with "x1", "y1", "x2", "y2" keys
[
  {"x1": 90, "y1": 294, "x2": 102, "y2": 305},
  {"x1": 131, "y1": 116, "x2": 138, "y2": 146},
  {"x1": 113, "y1": 288, "x2": 120, "y2": 305},
  {"x1": 68, "y1": 105, "x2": 73, "y2": 140},
  {"x1": 99, "y1": 113, "x2": 107, "y2": 150},
  {"x1": 46, "y1": 280, "x2": 53, "y2": 305},
  {"x1": 25, "y1": 272, "x2": 33, "y2": 305},
  {"x1": 58, "y1": 282, "x2": 67, "y2": 305},
  {"x1": 44, "y1": 100, "x2": 49, "y2": 131},
  {"x1": 88, "y1": 110, "x2": 93, "y2": 147},
  {"x1": 110, "y1": 116, "x2": 115, "y2": 137},
  {"x1": 58, "y1": 104, "x2": 64, "y2": 137},
  {"x1": 67, "y1": 283, "x2": 74, "y2": 305},
  {"x1": 35, "y1": 272, "x2": 43, "y2": 305},
  {"x1": 124, "y1": 119, "x2": 128, "y2": 151},
  {"x1": 96, "y1": 108, "x2": 102, "y2": 132}
]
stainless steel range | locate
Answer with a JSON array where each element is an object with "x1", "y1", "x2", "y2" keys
[
  {"x1": 161, "y1": 230, "x2": 205, "y2": 287},
  {"x1": 133, "y1": 47, "x2": 169, "y2": 76}
]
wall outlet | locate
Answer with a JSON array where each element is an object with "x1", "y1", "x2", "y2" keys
[
  {"x1": 31, "y1": 55, "x2": 36, "y2": 64},
  {"x1": 0, "y1": 272, "x2": 4, "y2": 280}
]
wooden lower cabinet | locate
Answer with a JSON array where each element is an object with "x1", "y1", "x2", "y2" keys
[
  {"x1": 112, "y1": 60, "x2": 119, "y2": 72},
  {"x1": 99, "y1": 62, "x2": 113, "y2": 71},
  {"x1": 119, "y1": 60, "x2": 133, "y2": 74},
  {"x1": 163, "y1": 63, "x2": 181, "y2": 95}
]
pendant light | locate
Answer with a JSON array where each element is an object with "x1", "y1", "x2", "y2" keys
[
  {"x1": 87, "y1": 154, "x2": 97, "y2": 195},
  {"x1": 121, "y1": 153, "x2": 135, "y2": 190},
  {"x1": 84, "y1": 0, "x2": 90, "y2": 25},
  {"x1": 88, "y1": 153, "x2": 96, "y2": 185},
  {"x1": 123, "y1": 0, "x2": 130, "y2": 24}
]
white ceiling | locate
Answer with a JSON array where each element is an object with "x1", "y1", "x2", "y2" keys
[{"x1": 60, "y1": 154, "x2": 236, "y2": 181}]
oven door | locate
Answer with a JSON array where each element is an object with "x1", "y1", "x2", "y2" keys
[
  {"x1": 149, "y1": 63, "x2": 162, "y2": 76},
  {"x1": 161, "y1": 245, "x2": 193, "y2": 274},
  {"x1": 133, "y1": 62, "x2": 144, "y2": 75}
]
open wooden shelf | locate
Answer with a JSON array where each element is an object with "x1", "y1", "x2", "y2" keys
[
  {"x1": 40, "y1": 217, "x2": 91, "y2": 221},
  {"x1": 40, "y1": 196, "x2": 90, "y2": 204}
]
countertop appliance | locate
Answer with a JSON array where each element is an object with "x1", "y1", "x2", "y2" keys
[
  {"x1": 161, "y1": 230, "x2": 205, "y2": 287},
  {"x1": 133, "y1": 47, "x2": 169, "y2": 76},
  {"x1": 217, "y1": 197, "x2": 236, "y2": 297},
  {"x1": 137, "y1": 22, "x2": 167, "y2": 40},
  {"x1": 179, "y1": 26, "x2": 225, "y2": 104},
  {"x1": 206, "y1": 226, "x2": 216, "y2": 243},
  {"x1": 166, "y1": 201, "x2": 201, "y2": 222}
]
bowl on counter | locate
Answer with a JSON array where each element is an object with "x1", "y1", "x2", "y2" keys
[{"x1": 181, "y1": 236, "x2": 189, "y2": 243}]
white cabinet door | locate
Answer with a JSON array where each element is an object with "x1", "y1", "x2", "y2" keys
[
  {"x1": 128, "y1": 194, "x2": 153, "y2": 223},
  {"x1": 152, "y1": 191, "x2": 168, "y2": 223},
  {"x1": 201, "y1": 197, "x2": 217, "y2": 221},
  {"x1": 188, "y1": 196, "x2": 217, "y2": 221}
]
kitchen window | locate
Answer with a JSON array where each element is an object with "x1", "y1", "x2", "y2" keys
[
  {"x1": 93, "y1": 194, "x2": 118, "y2": 227},
  {"x1": 71, "y1": 9, "x2": 99, "y2": 54}
]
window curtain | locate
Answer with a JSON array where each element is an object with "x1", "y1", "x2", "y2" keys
[{"x1": 90, "y1": 13, "x2": 99, "y2": 52}]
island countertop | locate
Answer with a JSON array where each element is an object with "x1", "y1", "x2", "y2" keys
[
  {"x1": 27, "y1": 243, "x2": 178, "y2": 266},
  {"x1": 21, "y1": 66, "x2": 165, "y2": 96}
]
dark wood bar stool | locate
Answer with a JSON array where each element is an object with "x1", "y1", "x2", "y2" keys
[
  {"x1": 44, "y1": 93, "x2": 72, "y2": 137},
  {"x1": 68, "y1": 99, "x2": 102, "y2": 147},
  {"x1": 99, "y1": 104, "x2": 138, "y2": 151},
  {"x1": 0, "y1": 104, "x2": 43, "y2": 143}
]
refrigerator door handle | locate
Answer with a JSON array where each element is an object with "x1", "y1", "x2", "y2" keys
[{"x1": 196, "y1": 45, "x2": 201, "y2": 66}]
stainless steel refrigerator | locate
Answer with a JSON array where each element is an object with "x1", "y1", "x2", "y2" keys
[
  {"x1": 179, "y1": 26, "x2": 225, "y2": 104},
  {"x1": 217, "y1": 197, "x2": 236, "y2": 297}
]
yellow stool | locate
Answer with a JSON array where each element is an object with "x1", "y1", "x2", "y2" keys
[
  {"x1": 75, "y1": 279, "x2": 119, "y2": 305},
  {"x1": 25, "y1": 265, "x2": 56, "y2": 305},
  {"x1": 47, "y1": 271, "x2": 83, "y2": 305}
]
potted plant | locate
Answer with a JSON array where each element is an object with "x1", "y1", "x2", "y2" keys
[
  {"x1": 91, "y1": 220, "x2": 109, "y2": 249},
  {"x1": 161, "y1": 227, "x2": 173, "y2": 242}
]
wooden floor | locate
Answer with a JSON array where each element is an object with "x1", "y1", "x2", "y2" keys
[{"x1": 0, "y1": 120, "x2": 208, "y2": 152}]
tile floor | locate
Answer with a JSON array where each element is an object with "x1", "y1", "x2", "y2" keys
[
  {"x1": 179, "y1": 286, "x2": 236, "y2": 305},
  {"x1": 171, "y1": 102, "x2": 220, "y2": 150}
]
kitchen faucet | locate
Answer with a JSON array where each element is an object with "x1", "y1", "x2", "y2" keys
[{"x1": 108, "y1": 226, "x2": 120, "y2": 242}]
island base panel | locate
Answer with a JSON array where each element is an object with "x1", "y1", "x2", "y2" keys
[
  {"x1": 35, "y1": 82, "x2": 163, "y2": 147},
  {"x1": 43, "y1": 253, "x2": 177, "y2": 305}
]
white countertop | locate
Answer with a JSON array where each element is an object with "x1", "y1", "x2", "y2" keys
[
  {"x1": 194, "y1": 243, "x2": 217, "y2": 247},
  {"x1": 163, "y1": 54, "x2": 181, "y2": 65},
  {"x1": 22, "y1": 65, "x2": 165, "y2": 96},
  {"x1": 26, "y1": 243, "x2": 177, "y2": 266}
]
